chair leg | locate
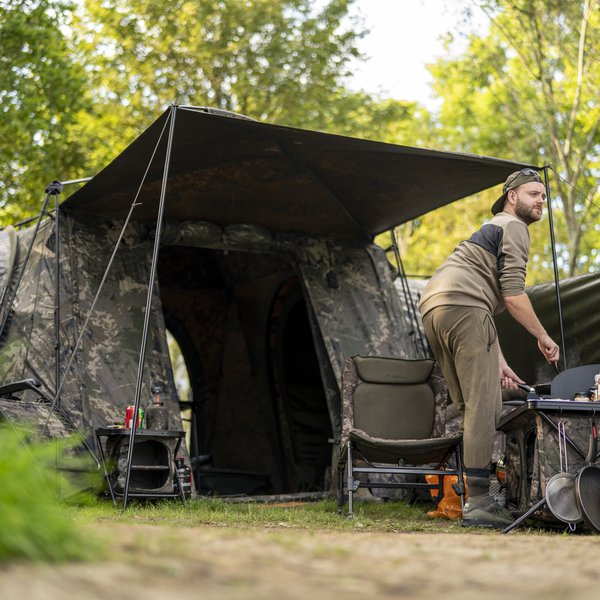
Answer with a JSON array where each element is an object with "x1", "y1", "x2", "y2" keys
[
  {"x1": 347, "y1": 441, "x2": 354, "y2": 519},
  {"x1": 337, "y1": 447, "x2": 346, "y2": 515},
  {"x1": 454, "y1": 444, "x2": 466, "y2": 511}
]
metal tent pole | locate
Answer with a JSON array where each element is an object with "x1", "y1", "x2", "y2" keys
[
  {"x1": 52, "y1": 182, "x2": 63, "y2": 408},
  {"x1": 122, "y1": 105, "x2": 178, "y2": 510},
  {"x1": 390, "y1": 229, "x2": 428, "y2": 357},
  {"x1": 543, "y1": 166, "x2": 567, "y2": 370}
]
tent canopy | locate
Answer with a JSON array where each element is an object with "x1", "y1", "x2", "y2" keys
[{"x1": 62, "y1": 106, "x2": 535, "y2": 240}]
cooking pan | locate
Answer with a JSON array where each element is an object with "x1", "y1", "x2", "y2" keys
[
  {"x1": 575, "y1": 418, "x2": 600, "y2": 533},
  {"x1": 545, "y1": 421, "x2": 583, "y2": 526}
]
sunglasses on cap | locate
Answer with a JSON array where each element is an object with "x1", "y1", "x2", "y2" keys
[{"x1": 503, "y1": 168, "x2": 542, "y2": 192}]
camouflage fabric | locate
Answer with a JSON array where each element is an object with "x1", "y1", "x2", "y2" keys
[
  {"x1": 0, "y1": 212, "x2": 420, "y2": 497},
  {"x1": 295, "y1": 239, "x2": 414, "y2": 386},
  {"x1": 0, "y1": 397, "x2": 69, "y2": 440},
  {"x1": 430, "y1": 362, "x2": 457, "y2": 438},
  {"x1": 158, "y1": 220, "x2": 222, "y2": 248},
  {"x1": 340, "y1": 356, "x2": 359, "y2": 448},
  {"x1": 295, "y1": 239, "x2": 416, "y2": 441},
  {"x1": 0, "y1": 213, "x2": 187, "y2": 464},
  {"x1": 503, "y1": 411, "x2": 595, "y2": 523}
]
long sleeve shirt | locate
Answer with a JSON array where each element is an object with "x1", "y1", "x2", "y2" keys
[{"x1": 419, "y1": 211, "x2": 530, "y2": 318}]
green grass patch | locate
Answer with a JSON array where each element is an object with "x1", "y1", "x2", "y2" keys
[
  {"x1": 0, "y1": 425, "x2": 103, "y2": 564},
  {"x1": 67, "y1": 495, "x2": 469, "y2": 534}
]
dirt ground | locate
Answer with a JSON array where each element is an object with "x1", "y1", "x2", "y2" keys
[{"x1": 1, "y1": 522, "x2": 599, "y2": 600}]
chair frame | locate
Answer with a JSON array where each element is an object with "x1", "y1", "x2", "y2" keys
[
  {"x1": 338, "y1": 438, "x2": 465, "y2": 517},
  {"x1": 337, "y1": 356, "x2": 466, "y2": 518}
]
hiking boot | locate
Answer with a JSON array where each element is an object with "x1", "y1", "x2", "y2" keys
[{"x1": 461, "y1": 497, "x2": 514, "y2": 529}]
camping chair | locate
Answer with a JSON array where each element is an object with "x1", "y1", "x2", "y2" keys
[
  {"x1": 0, "y1": 378, "x2": 101, "y2": 475},
  {"x1": 337, "y1": 356, "x2": 465, "y2": 518}
]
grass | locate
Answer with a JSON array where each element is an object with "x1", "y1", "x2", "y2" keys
[
  {"x1": 67, "y1": 495, "x2": 469, "y2": 534},
  {"x1": 0, "y1": 425, "x2": 103, "y2": 563}
]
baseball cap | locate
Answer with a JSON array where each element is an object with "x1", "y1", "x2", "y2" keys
[{"x1": 491, "y1": 169, "x2": 542, "y2": 215}]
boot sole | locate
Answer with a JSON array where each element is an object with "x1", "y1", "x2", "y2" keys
[{"x1": 461, "y1": 518, "x2": 512, "y2": 529}]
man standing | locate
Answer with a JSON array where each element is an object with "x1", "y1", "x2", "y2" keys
[{"x1": 418, "y1": 169, "x2": 560, "y2": 528}]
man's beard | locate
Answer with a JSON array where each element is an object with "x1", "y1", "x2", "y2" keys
[{"x1": 515, "y1": 197, "x2": 542, "y2": 225}]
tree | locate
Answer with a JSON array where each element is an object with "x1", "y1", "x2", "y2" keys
[
  {"x1": 75, "y1": 0, "x2": 366, "y2": 129},
  {"x1": 0, "y1": 0, "x2": 90, "y2": 223},
  {"x1": 0, "y1": 0, "x2": 376, "y2": 225},
  {"x1": 1, "y1": 0, "x2": 435, "y2": 227},
  {"x1": 422, "y1": 0, "x2": 600, "y2": 279}
]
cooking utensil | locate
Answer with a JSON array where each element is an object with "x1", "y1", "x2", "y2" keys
[
  {"x1": 545, "y1": 421, "x2": 582, "y2": 527},
  {"x1": 575, "y1": 418, "x2": 600, "y2": 533},
  {"x1": 515, "y1": 382, "x2": 540, "y2": 399}
]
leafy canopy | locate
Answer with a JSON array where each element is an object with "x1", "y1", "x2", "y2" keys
[{"x1": 410, "y1": 0, "x2": 600, "y2": 281}]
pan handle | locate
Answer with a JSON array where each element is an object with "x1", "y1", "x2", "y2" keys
[
  {"x1": 515, "y1": 382, "x2": 535, "y2": 393},
  {"x1": 585, "y1": 418, "x2": 597, "y2": 465}
]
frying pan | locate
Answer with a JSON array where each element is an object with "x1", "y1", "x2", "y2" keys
[{"x1": 575, "y1": 419, "x2": 600, "y2": 533}]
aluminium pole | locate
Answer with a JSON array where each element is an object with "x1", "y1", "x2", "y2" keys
[
  {"x1": 52, "y1": 182, "x2": 63, "y2": 408},
  {"x1": 122, "y1": 105, "x2": 178, "y2": 510},
  {"x1": 45, "y1": 180, "x2": 64, "y2": 496},
  {"x1": 390, "y1": 228, "x2": 428, "y2": 358},
  {"x1": 543, "y1": 166, "x2": 567, "y2": 370}
]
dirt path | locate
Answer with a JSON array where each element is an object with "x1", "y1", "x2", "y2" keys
[{"x1": 1, "y1": 523, "x2": 598, "y2": 599}]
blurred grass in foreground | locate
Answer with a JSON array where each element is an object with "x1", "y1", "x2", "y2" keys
[{"x1": 0, "y1": 425, "x2": 102, "y2": 563}]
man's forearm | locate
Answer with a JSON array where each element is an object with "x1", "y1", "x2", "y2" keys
[{"x1": 503, "y1": 293, "x2": 547, "y2": 339}]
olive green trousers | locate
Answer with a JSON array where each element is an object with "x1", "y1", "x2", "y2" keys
[{"x1": 422, "y1": 305, "x2": 502, "y2": 471}]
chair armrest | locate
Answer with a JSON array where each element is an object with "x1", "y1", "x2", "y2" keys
[{"x1": 0, "y1": 378, "x2": 42, "y2": 398}]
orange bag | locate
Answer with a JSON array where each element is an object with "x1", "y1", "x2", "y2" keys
[{"x1": 425, "y1": 475, "x2": 468, "y2": 520}]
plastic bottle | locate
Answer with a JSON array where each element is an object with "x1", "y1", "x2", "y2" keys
[
  {"x1": 175, "y1": 457, "x2": 192, "y2": 498},
  {"x1": 595, "y1": 373, "x2": 600, "y2": 402}
]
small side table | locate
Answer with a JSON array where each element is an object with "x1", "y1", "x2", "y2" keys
[
  {"x1": 95, "y1": 428, "x2": 187, "y2": 505},
  {"x1": 498, "y1": 399, "x2": 600, "y2": 533}
]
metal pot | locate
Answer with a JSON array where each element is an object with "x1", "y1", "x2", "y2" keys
[{"x1": 545, "y1": 472, "x2": 582, "y2": 525}]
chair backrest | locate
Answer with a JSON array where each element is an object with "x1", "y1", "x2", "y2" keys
[
  {"x1": 551, "y1": 364, "x2": 600, "y2": 400},
  {"x1": 352, "y1": 356, "x2": 435, "y2": 440}
]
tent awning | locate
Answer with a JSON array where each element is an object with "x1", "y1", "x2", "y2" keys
[{"x1": 61, "y1": 106, "x2": 536, "y2": 240}]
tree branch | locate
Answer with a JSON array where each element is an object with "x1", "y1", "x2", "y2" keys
[{"x1": 565, "y1": 0, "x2": 592, "y2": 155}]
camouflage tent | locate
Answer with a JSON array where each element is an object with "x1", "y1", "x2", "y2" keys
[{"x1": 0, "y1": 105, "x2": 532, "y2": 496}]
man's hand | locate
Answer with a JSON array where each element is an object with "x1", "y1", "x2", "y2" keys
[
  {"x1": 499, "y1": 362, "x2": 525, "y2": 391},
  {"x1": 499, "y1": 347, "x2": 525, "y2": 390},
  {"x1": 537, "y1": 333, "x2": 560, "y2": 366}
]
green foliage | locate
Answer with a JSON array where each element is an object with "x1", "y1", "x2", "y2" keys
[
  {"x1": 70, "y1": 0, "x2": 375, "y2": 176},
  {"x1": 423, "y1": 0, "x2": 600, "y2": 278},
  {"x1": 78, "y1": 0, "x2": 362, "y2": 121},
  {"x1": 1, "y1": 0, "x2": 436, "y2": 228},
  {"x1": 0, "y1": 0, "x2": 91, "y2": 222},
  {"x1": 0, "y1": 425, "x2": 99, "y2": 563},
  {"x1": 3, "y1": 0, "x2": 596, "y2": 287}
]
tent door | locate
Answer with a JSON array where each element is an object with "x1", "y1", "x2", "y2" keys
[{"x1": 268, "y1": 276, "x2": 333, "y2": 492}]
